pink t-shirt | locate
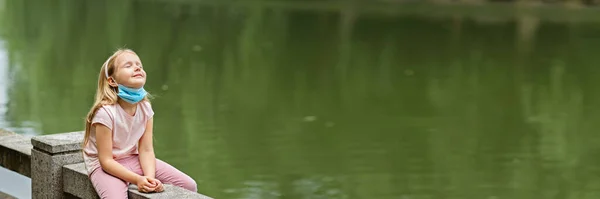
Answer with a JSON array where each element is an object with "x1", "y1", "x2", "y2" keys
[{"x1": 83, "y1": 101, "x2": 154, "y2": 175}]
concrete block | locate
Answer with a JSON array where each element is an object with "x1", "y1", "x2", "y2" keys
[
  {"x1": 128, "y1": 184, "x2": 214, "y2": 199},
  {"x1": 31, "y1": 148, "x2": 84, "y2": 199},
  {"x1": 0, "y1": 129, "x2": 32, "y2": 177},
  {"x1": 31, "y1": 131, "x2": 84, "y2": 154},
  {"x1": 63, "y1": 163, "x2": 99, "y2": 199},
  {"x1": 31, "y1": 131, "x2": 85, "y2": 199}
]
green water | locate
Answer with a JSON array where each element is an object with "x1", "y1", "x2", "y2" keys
[{"x1": 4, "y1": 0, "x2": 600, "y2": 198}]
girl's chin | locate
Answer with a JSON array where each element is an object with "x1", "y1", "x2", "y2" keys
[{"x1": 122, "y1": 82, "x2": 145, "y2": 89}]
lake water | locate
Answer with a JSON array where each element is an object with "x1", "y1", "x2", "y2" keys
[{"x1": 3, "y1": 0, "x2": 600, "y2": 198}]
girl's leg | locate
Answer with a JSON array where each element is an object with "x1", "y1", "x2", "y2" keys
[
  {"x1": 155, "y1": 159, "x2": 198, "y2": 192},
  {"x1": 128, "y1": 157, "x2": 197, "y2": 192},
  {"x1": 89, "y1": 168, "x2": 129, "y2": 199}
]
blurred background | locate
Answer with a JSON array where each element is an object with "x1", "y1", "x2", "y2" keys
[{"x1": 2, "y1": 0, "x2": 600, "y2": 198}]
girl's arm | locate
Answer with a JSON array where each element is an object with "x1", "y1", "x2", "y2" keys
[
  {"x1": 138, "y1": 117, "x2": 156, "y2": 178},
  {"x1": 95, "y1": 123, "x2": 143, "y2": 183}
]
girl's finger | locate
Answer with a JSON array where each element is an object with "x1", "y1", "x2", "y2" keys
[
  {"x1": 144, "y1": 181, "x2": 157, "y2": 188},
  {"x1": 143, "y1": 184, "x2": 156, "y2": 190}
]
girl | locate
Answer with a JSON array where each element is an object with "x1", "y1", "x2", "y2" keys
[{"x1": 82, "y1": 49, "x2": 197, "y2": 198}]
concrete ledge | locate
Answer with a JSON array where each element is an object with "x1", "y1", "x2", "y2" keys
[
  {"x1": 0, "y1": 130, "x2": 212, "y2": 199},
  {"x1": 63, "y1": 163, "x2": 98, "y2": 199},
  {"x1": 0, "y1": 129, "x2": 32, "y2": 177},
  {"x1": 63, "y1": 163, "x2": 213, "y2": 199},
  {"x1": 31, "y1": 131, "x2": 84, "y2": 154},
  {"x1": 128, "y1": 184, "x2": 213, "y2": 199}
]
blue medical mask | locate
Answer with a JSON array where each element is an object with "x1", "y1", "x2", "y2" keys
[{"x1": 117, "y1": 84, "x2": 147, "y2": 104}]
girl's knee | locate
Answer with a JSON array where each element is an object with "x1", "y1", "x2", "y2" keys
[
  {"x1": 168, "y1": 175, "x2": 197, "y2": 192},
  {"x1": 99, "y1": 190, "x2": 128, "y2": 199},
  {"x1": 183, "y1": 177, "x2": 198, "y2": 192},
  {"x1": 94, "y1": 181, "x2": 128, "y2": 199},
  {"x1": 90, "y1": 168, "x2": 128, "y2": 198}
]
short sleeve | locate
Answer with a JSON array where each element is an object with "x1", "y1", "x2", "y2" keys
[
  {"x1": 91, "y1": 107, "x2": 113, "y2": 130},
  {"x1": 142, "y1": 101, "x2": 154, "y2": 119}
]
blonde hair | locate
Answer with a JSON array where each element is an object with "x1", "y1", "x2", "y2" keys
[{"x1": 82, "y1": 48, "x2": 150, "y2": 148}]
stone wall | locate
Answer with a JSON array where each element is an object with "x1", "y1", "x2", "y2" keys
[{"x1": 0, "y1": 129, "x2": 213, "y2": 199}]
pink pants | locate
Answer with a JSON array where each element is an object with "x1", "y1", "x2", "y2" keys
[{"x1": 89, "y1": 155, "x2": 197, "y2": 199}]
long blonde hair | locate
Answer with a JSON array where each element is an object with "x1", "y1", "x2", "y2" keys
[{"x1": 82, "y1": 48, "x2": 150, "y2": 147}]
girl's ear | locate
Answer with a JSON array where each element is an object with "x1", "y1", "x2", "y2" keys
[{"x1": 107, "y1": 77, "x2": 118, "y2": 87}]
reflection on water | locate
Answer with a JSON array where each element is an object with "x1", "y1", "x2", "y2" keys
[
  {"x1": 0, "y1": 166, "x2": 31, "y2": 199},
  {"x1": 0, "y1": 40, "x2": 38, "y2": 136},
  {"x1": 0, "y1": 41, "x2": 8, "y2": 128},
  {"x1": 4, "y1": 0, "x2": 600, "y2": 198}
]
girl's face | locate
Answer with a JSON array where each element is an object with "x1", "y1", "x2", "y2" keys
[{"x1": 111, "y1": 52, "x2": 146, "y2": 88}]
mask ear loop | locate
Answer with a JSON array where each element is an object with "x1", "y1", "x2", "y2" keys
[
  {"x1": 104, "y1": 56, "x2": 114, "y2": 79},
  {"x1": 104, "y1": 56, "x2": 119, "y2": 91}
]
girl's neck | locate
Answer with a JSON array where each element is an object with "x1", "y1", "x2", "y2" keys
[{"x1": 117, "y1": 99, "x2": 138, "y2": 116}]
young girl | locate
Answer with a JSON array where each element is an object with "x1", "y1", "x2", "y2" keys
[{"x1": 82, "y1": 49, "x2": 197, "y2": 198}]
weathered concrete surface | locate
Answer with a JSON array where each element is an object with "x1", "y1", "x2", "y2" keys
[
  {"x1": 31, "y1": 131, "x2": 84, "y2": 154},
  {"x1": 0, "y1": 129, "x2": 32, "y2": 177},
  {"x1": 63, "y1": 163, "x2": 99, "y2": 199},
  {"x1": 128, "y1": 184, "x2": 214, "y2": 199},
  {"x1": 31, "y1": 131, "x2": 85, "y2": 199},
  {"x1": 32, "y1": 148, "x2": 84, "y2": 199},
  {"x1": 63, "y1": 162, "x2": 213, "y2": 199}
]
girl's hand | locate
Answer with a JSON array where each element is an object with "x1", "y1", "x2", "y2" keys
[
  {"x1": 150, "y1": 178, "x2": 164, "y2": 192},
  {"x1": 136, "y1": 176, "x2": 157, "y2": 193}
]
